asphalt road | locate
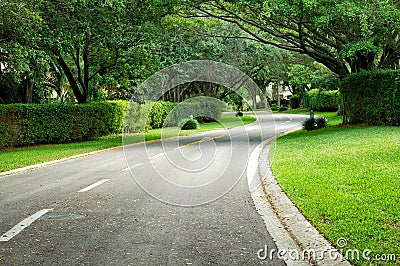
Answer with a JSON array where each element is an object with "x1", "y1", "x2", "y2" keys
[{"x1": 0, "y1": 112, "x2": 306, "y2": 266}]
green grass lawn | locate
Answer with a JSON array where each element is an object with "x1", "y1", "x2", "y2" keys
[
  {"x1": 0, "y1": 114, "x2": 255, "y2": 173},
  {"x1": 271, "y1": 126, "x2": 400, "y2": 265}
]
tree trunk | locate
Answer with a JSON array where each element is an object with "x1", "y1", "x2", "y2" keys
[
  {"x1": 349, "y1": 52, "x2": 375, "y2": 73},
  {"x1": 261, "y1": 86, "x2": 268, "y2": 108},
  {"x1": 54, "y1": 49, "x2": 86, "y2": 103},
  {"x1": 277, "y1": 83, "x2": 281, "y2": 107},
  {"x1": 25, "y1": 73, "x2": 33, "y2": 104},
  {"x1": 83, "y1": 42, "x2": 89, "y2": 102}
]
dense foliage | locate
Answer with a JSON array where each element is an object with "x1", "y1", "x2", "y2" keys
[
  {"x1": 124, "y1": 99, "x2": 224, "y2": 133},
  {"x1": 0, "y1": 101, "x2": 127, "y2": 149},
  {"x1": 190, "y1": 0, "x2": 400, "y2": 77},
  {"x1": 2, "y1": 0, "x2": 399, "y2": 134},
  {"x1": 0, "y1": 0, "x2": 175, "y2": 103},
  {"x1": 340, "y1": 69, "x2": 400, "y2": 125},
  {"x1": 303, "y1": 89, "x2": 340, "y2": 111},
  {"x1": 164, "y1": 98, "x2": 224, "y2": 127},
  {"x1": 289, "y1": 94, "x2": 301, "y2": 109}
]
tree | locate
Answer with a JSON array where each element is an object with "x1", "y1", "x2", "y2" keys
[
  {"x1": 188, "y1": 0, "x2": 400, "y2": 77},
  {"x1": 146, "y1": 18, "x2": 314, "y2": 107},
  {"x1": 1, "y1": 0, "x2": 174, "y2": 103}
]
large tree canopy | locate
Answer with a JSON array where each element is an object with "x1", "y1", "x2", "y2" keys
[
  {"x1": 0, "y1": 0, "x2": 174, "y2": 103},
  {"x1": 188, "y1": 0, "x2": 400, "y2": 77}
]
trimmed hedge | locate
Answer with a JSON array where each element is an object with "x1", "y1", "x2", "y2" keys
[
  {"x1": 0, "y1": 101, "x2": 127, "y2": 149},
  {"x1": 123, "y1": 102, "x2": 153, "y2": 133},
  {"x1": 147, "y1": 101, "x2": 177, "y2": 129},
  {"x1": 340, "y1": 70, "x2": 400, "y2": 125},
  {"x1": 163, "y1": 98, "x2": 224, "y2": 127},
  {"x1": 0, "y1": 98, "x2": 225, "y2": 148},
  {"x1": 124, "y1": 99, "x2": 224, "y2": 132},
  {"x1": 303, "y1": 89, "x2": 340, "y2": 111}
]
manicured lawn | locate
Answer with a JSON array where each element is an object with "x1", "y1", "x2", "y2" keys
[
  {"x1": 0, "y1": 114, "x2": 255, "y2": 173},
  {"x1": 271, "y1": 126, "x2": 400, "y2": 265}
]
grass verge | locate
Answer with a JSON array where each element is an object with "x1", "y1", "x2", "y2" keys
[
  {"x1": 0, "y1": 114, "x2": 255, "y2": 173},
  {"x1": 271, "y1": 126, "x2": 400, "y2": 265}
]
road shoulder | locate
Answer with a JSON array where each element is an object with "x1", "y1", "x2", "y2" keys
[{"x1": 248, "y1": 139, "x2": 352, "y2": 266}]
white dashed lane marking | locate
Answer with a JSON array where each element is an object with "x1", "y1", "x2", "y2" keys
[
  {"x1": 78, "y1": 179, "x2": 110, "y2": 193},
  {"x1": 0, "y1": 209, "x2": 53, "y2": 242},
  {"x1": 122, "y1": 163, "x2": 143, "y2": 172},
  {"x1": 150, "y1": 153, "x2": 164, "y2": 159}
]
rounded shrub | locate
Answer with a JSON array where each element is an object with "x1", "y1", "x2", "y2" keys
[
  {"x1": 303, "y1": 118, "x2": 315, "y2": 131},
  {"x1": 236, "y1": 111, "x2": 243, "y2": 117},
  {"x1": 316, "y1": 117, "x2": 328, "y2": 129},
  {"x1": 270, "y1": 104, "x2": 279, "y2": 112},
  {"x1": 181, "y1": 119, "x2": 199, "y2": 130}
]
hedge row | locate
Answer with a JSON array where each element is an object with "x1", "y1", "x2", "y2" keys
[
  {"x1": 0, "y1": 98, "x2": 225, "y2": 148},
  {"x1": 123, "y1": 101, "x2": 177, "y2": 133},
  {"x1": 340, "y1": 69, "x2": 400, "y2": 125},
  {"x1": 0, "y1": 101, "x2": 127, "y2": 149},
  {"x1": 124, "y1": 98, "x2": 224, "y2": 133},
  {"x1": 303, "y1": 89, "x2": 340, "y2": 111}
]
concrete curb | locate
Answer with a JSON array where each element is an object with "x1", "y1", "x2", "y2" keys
[
  {"x1": 248, "y1": 140, "x2": 310, "y2": 266},
  {"x1": 248, "y1": 136, "x2": 352, "y2": 265}
]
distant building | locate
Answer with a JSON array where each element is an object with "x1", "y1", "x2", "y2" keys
[
  {"x1": 266, "y1": 83, "x2": 292, "y2": 102},
  {"x1": 1, "y1": 48, "x2": 8, "y2": 71}
]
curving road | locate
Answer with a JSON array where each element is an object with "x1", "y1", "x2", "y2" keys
[{"x1": 0, "y1": 112, "x2": 306, "y2": 265}]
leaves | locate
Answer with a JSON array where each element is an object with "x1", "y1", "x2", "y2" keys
[
  {"x1": 1, "y1": 0, "x2": 173, "y2": 103},
  {"x1": 191, "y1": 0, "x2": 400, "y2": 76}
]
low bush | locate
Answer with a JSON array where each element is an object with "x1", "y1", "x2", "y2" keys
[
  {"x1": 280, "y1": 99, "x2": 289, "y2": 106},
  {"x1": 270, "y1": 104, "x2": 279, "y2": 112},
  {"x1": 0, "y1": 101, "x2": 127, "y2": 149},
  {"x1": 279, "y1": 106, "x2": 288, "y2": 112},
  {"x1": 303, "y1": 118, "x2": 316, "y2": 131},
  {"x1": 181, "y1": 119, "x2": 199, "y2": 130},
  {"x1": 235, "y1": 111, "x2": 243, "y2": 117},
  {"x1": 147, "y1": 101, "x2": 176, "y2": 129},
  {"x1": 195, "y1": 98, "x2": 224, "y2": 123},
  {"x1": 123, "y1": 102, "x2": 153, "y2": 133},
  {"x1": 316, "y1": 117, "x2": 328, "y2": 129},
  {"x1": 303, "y1": 116, "x2": 328, "y2": 131}
]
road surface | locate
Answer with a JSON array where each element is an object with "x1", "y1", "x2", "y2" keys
[{"x1": 0, "y1": 112, "x2": 306, "y2": 265}]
